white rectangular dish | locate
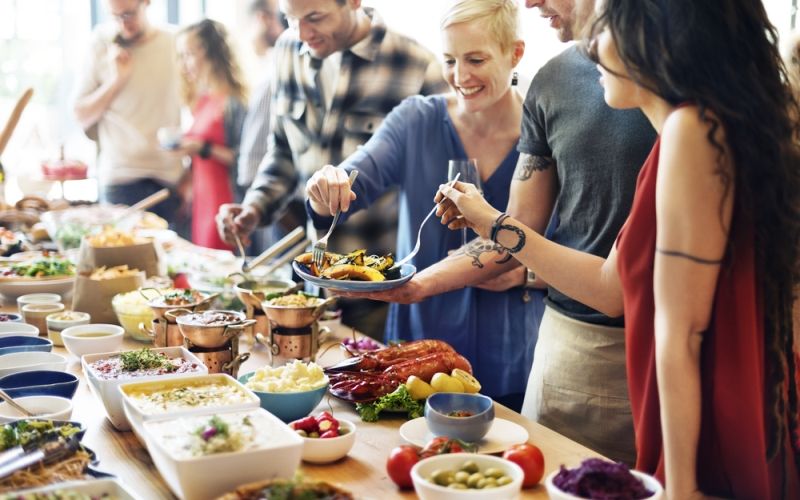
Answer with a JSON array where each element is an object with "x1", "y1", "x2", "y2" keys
[
  {"x1": 142, "y1": 407, "x2": 303, "y2": 500},
  {"x1": 82, "y1": 346, "x2": 208, "y2": 430},
  {"x1": 0, "y1": 478, "x2": 142, "y2": 500},
  {"x1": 119, "y1": 373, "x2": 259, "y2": 443}
]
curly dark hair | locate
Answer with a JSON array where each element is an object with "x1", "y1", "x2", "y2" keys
[
  {"x1": 180, "y1": 19, "x2": 247, "y2": 106},
  {"x1": 588, "y1": 0, "x2": 800, "y2": 474}
]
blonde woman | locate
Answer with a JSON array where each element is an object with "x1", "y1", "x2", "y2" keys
[
  {"x1": 176, "y1": 19, "x2": 247, "y2": 249},
  {"x1": 304, "y1": 0, "x2": 539, "y2": 408}
]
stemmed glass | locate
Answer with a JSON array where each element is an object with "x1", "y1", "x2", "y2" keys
[{"x1": 447, "y1": 159, "x2": 481, "y2": 245}]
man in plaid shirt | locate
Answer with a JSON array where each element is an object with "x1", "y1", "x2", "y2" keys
[{"x1": 217, "y1": 0, "x2": 446, "y2": 336}]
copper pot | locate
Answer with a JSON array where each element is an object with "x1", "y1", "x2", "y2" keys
[
  {"x1": 140, "y1": 318, "x2": 184, "y2": 347},
  {"x1": 144, "y1": 289, "x2": 217, "y2": 321},
  {"x1": 192, "y1": 349, "x2": 250, "y2": 376},
  {"x1": 233, "y1": 279, "x2": 298, "y2": 313},
  {"x1": 261, "y1": 296, "x2": 335, "y2": 329},
  {"x1": 168, "y1": 309, "x2": 256, "y2": 349}
]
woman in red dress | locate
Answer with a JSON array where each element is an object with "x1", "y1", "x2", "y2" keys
[
  {"x1": 176, "y1": 19, "x2": 246, "y2": 249},
  {"x1": 435, "y1": 0, "x2": 800, "y2": 497}
]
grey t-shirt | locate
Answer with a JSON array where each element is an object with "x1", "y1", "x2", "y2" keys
[{"x1": 518, "y1": 46, "x2": 656, "y2": 326}]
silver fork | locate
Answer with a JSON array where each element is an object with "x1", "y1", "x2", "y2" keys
[
  {"x1": 393, "y1": 173, "x2": 461, "y2": 270},
  {"x1": 312, "y1": 169, "x2": 359, "y2": 269}
]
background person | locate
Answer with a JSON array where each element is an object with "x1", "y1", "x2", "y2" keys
[
  {"x1": 305, "y1": 0, "x2": 537, "y2": 408},
  {"x1": 436, "y1": 0, "x2": 800, "y2": 496},
  {"x1": 174, "y1": 19, "x2": 247, "y2": 250},
  {"x1": 216, "y1": 0, "x2": 448, "y2": 337},
  {"x1": 73, "y1": 0, "x2": 182, "y2": 224}
]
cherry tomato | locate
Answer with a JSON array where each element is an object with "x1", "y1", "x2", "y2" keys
[
  {"x1": 386, "y1": 445, "x2": 420, "y2": 489},
  {"x1": 502, "y1": 443, "x2": 545, "y2": 488},
  {"x1": 420, "y1": 436, "x2": 476, "y2": 457}
]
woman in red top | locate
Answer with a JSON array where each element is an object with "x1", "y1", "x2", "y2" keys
[
  {"x1": 435, "y1": 0, "x2": 800, "y2": 497},
  {"x1": 175, "y1": 19, "x2": 246, "y2": 249}
]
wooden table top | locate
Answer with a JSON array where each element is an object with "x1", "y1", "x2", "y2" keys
[{"x1": 51, "y1": 327, "x2": 604, "y2": 500}]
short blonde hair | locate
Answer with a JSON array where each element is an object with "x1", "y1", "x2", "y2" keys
[{"x1": 440, "y1": 0, "x2": 519, "y2": 54}]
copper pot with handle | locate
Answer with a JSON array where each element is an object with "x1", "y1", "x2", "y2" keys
[
  {"x1": 167, "y1": 309, "x2": 256, "y2": 349},
  {"x1": 233, "y1": 279, "x2": 299, "y2": 313},
  {"x1": 139, "y1": 318, "x2": 184, "y2": 347},
  {"x1": 261, "y1": 296, "x2": 336, "y2": 329},
  {"x1": 144, "y1": 288, "x2": 217, "y2": 321}
]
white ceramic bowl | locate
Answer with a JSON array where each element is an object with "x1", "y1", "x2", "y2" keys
[
  {"x1": 46, "y1": 311, "x2": 91, "y2": 346},
  {"x1": 17, "y1": 293, "x2": 62, "y2": 314},
  {"x1": 0, "y1": 322, "x2": 39, "y2": 338},
  {"x1": 81, "y1": 346, "x2": 208, "y2": 431},
  {"x1": 298, "y1": 418, "x2": 357, "y2": 464},
  {"x1": 544, "y1": 468, "x2": 664, "y2": 500},
  {"x1": 119, "y1": 373, "x2": 260, "y2": 444},
  {"x1": 61, "y1": 324, "x2": 125, "y2": 358},
  {"x1": 8, "y1": 479, "x2": 141, "y2": 500},
  {"x1": 0, "y1": 394, "x2": 73, "y2": 423},
  {"x1": 142, "y1": 407, "x2": 303, "y2": 500},
  {"x1": 411, "y1": 453, "x2": 524, "y2": 500},
  {"x1": 0, "y1": 351, "x2": 67, "y2": 378}
]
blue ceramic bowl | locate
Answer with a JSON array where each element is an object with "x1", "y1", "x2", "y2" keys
[
  {"x1": 0, "y1": 370, "x2": 79, "y2": 399},
  {"x1": 0, "y1": 336, "x2": 53, "y2": 356},
  {"x1": 424, "y1": 393, "x2": 495, "y2": 443},
  {"x1": 238, "y1": 371, "x2": 328, "y2": 423},
  {"x1": 0, "y1": 313, "x2": 22, "y2": 323}
]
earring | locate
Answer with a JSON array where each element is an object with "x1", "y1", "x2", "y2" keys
[{"x1": 511, "y1": 71, "x2": 518, "y2": 86}]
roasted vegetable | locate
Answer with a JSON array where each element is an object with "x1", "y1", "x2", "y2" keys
[{"x1": 321, "y1": 264, "x2": 386, "y2": 282}]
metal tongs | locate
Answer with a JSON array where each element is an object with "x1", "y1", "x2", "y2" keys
[
  {"x1": 0, "y1": 434, "x2": 81, "y2": 479},
  {"x1": 228, "y1": 226, "x2": 308, "y2": 280}
]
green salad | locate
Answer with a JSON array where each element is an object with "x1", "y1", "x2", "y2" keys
[{"x1": 3, "y1": 258, "x2": 75, "y2": 278}]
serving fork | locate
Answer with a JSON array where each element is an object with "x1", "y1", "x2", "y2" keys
[
  {"x1": 312, "y1": 170, "x2": 359, "y2": 269},
  {"x1": 392, "y1": 173, "x2": 461, "y2": 271}
]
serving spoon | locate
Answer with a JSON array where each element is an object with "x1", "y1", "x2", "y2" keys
[{"x1": 0, "y1": 389, "x2": 35, "y2": 417}]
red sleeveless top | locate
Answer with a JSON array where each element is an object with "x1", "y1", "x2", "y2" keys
[{"x1": 616, "y1": 137, "x2": 798, "y2": 498}]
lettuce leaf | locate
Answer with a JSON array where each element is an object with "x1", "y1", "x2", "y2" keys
[{"x1": 355, "y1": 385, "x2": 423, "y2": 422}]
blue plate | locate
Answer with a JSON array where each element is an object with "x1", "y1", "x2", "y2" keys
[
  {"x1": 292, "y1": 261, "x2": 416, "y2": 292},
  {"x1": 0, "y1": 336, "x2": 53, "y2": 356},
  {"x1": 0, "y1": 370, "x2": 79, "y2": 399}
]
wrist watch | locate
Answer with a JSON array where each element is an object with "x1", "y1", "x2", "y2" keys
[{"x1": 523, "y1": 268, "x2": 536, "y2": 288}]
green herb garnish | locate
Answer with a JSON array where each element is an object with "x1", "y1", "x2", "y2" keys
[
  {"x1": 355, "y1": 385, "x2": 423, "y2": 423},
  {"x1": 119, "y1": 349, "x2": 176, "y2": 372}
]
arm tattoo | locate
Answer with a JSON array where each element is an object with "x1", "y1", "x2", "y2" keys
[
  {"x1": 452, "y1": 238, "x2": 510, "y2": 268},
  {"x1": 656, "y1": 248, "x2": 724, "y2": 265},
  {"x1": 513, "y1": 154, "x2": 554, "y2": 181},
  {"x1": 497, "y1": 224, "x2": 526, "y2": 254}
]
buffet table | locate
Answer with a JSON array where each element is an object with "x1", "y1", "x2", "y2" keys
[{"x1": 34, "y1": 325, "x2": 602, "y2": 500}]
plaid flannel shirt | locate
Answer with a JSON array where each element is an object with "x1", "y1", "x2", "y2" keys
[{"x1": 243, "y1": 7, "x2": 447, "y2": 238}]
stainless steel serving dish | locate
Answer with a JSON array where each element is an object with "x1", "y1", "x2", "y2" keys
[
  {"x1": 167, "y1": 309, "x2": 256, "y2": 349},
  {"x1": 260, "y1": 296, "x2": 335, "y2": 329}
]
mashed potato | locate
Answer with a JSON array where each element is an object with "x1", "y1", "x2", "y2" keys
[{"x1": 245, "y1": 360, "x2": 327, "y2": 393}]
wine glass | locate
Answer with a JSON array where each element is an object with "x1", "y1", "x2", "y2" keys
[{"x1": 447, "y1": 159, "x2": 481, "y2": 245}]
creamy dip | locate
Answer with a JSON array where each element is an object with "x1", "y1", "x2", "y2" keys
[
  {"x1": 146, "y1": 409, "x2": 291, "y2": 459},
  {"x1": 89, "y1": 354, "x2": 202, "y2": 380},
  {"x1": 127, "y1": 381, "x2": 252, "y2": 415}
]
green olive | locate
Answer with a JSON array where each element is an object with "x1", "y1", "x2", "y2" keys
[
  {"x1": 453, "y1": 471, "x2": 470, "y2": 484},
  {"x1": 483, "y1": 477, "x2": 498, "y2": 488},
  {"x1": 496, "y1": 476, "x2": 513, "y2": 486},
  {"x1": 308, "y1": 431, "x2": 320, "y2": 438},
  {"x1": 460, "y1": 460, "x2": 480, "y2": 474},
  {"x1": 431, "y1": 469, "x2": 455, "y2": 486},
  {"x1": 475, "y1": 478, "x2": 488, "y2": 489},
  {"x1": 484, "y1": 467, "x2": 505, "y2": 479},
  {"x1": 294, "y1": 429, "x2": 307, "y2": 437},
  {"x1": 448, "y1": 482, "x2": 468, "y2": 489},
  {"x1": 467, "y1": 472, "x2": 484, "y2": 488}
]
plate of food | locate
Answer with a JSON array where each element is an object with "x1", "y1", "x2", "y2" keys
[
  {"x1": 0, "y1": 419, "x2": 111, "y2": 493},
  {"x1": 0, "y1": 257, "x2": 76, "y2": 298},
  {"x1": 292, "y1": 249, "x2": 415, "y2": 292}
]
